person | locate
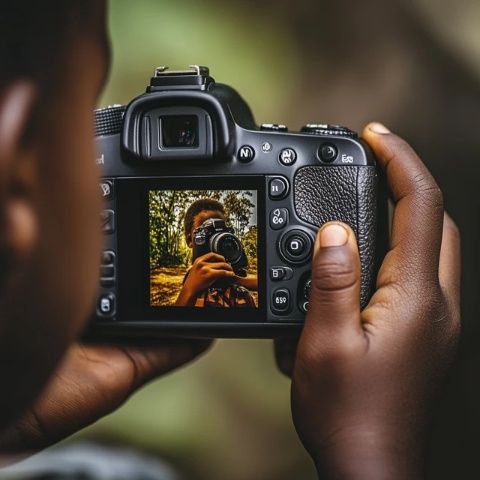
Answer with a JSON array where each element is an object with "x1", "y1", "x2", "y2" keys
[
  {"x1": 0, "y1": 1, "x2": 210, "y2": 458},
  {"x1": 274, "y1": 123, "x2": 460, "y2": 478},
  {"x1": 175, "y1": 198, "x2": 257, "y2": 308},
  {"x1": 0, "y1": 2, "x2": 461, "y2": 479}
]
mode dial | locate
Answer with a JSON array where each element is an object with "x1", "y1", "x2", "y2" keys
[
  {"x1": 261, "y1": 123, "x2": 288, "y2": 132},
  {"x1": 301, "y1": 124, "x2": 357, "y2": 138}
]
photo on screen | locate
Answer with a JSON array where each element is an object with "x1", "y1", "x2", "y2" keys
[{"x1": 149, "y1": 189, "x2": 258, "y2": 308}]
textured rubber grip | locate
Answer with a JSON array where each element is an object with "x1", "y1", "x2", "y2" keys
[
  {"x1": 94, "y1": 105, "x2": 126, "y2": 137},
  {"x1": 294, "y1": 165, "x2": 378, "y2": 308}
]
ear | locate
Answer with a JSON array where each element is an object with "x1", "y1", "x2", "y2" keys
[
  {"x1": 0, "y1": 81, "x2": 39, "y2": 265},
  {"x1": 186, "y1": 234, "x2": 193, "y2": 248}
]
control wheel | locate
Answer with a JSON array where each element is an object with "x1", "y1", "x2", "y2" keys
[
  {"x1": 298, "y1": 272, "x2": 312, "y2": 313},
  {"x1": 301, "y1": 124, "x2": 357, "y2": 138},
  {"x1": 278, "y1": 229, "x2": 314, "y2": 265}
]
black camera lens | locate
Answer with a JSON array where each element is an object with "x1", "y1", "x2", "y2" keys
[
  {"x1": 161, "y1": 115, "x2": 199, "y2": 148},
  {"x1": 212, "y1": 233, "x2": 242, "y2": 264}
]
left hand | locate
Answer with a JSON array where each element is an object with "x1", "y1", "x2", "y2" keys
[
  {"x1": 0, "y1": 340, "x2": 211, "y2": 455},
  {"x1": 234, "y1": 275, "x2": 258, "y2": 291}
]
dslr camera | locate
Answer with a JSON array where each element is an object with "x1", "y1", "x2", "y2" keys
[
  {"x1": 91, "y1": 65, "x2": 385, "y2": 338},
  {"x1": 192, "y1": 218, "x2": 248, "y2": 278}
]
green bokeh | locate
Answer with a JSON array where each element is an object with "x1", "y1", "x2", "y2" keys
[{"x1": 100, "y1": 0, "x2": 301, "y2": 123}]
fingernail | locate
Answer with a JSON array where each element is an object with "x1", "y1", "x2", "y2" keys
[
  {"x1": 320, "y1": 224, "x2": 349, "y2": 247},
  {"x1": 368, "y1": 122, "x2": 390, "y2": 134}
]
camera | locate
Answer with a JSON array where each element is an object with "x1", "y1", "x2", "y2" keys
[
  {"x1": 91, "y1": 65, "x2": 386, "y2": 338},
  {"x1": 192, "y1": 218, "x2": 248, "y2": 277}
]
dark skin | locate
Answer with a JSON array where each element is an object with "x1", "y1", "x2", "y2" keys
[
  {"x1": 0, "y1": 3, "x2": 460, "y2": 476},
  {"x1": 275, "y1": 123, "x2": 460, "y2": 479},
  {"x1": 176, "y1": 209, "x2": 257, "y2": 306},
  {"x1": 0, "y1": 2, "x2": 210, "y2": 457}
]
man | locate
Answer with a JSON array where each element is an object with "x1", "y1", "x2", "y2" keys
[
  {"x1": 0, "y1": 1, "x2": 210, "y2": 457},
  {"x1": 175, "y1": 198, "x2": 257, "y2": 308},
  {"x1": 0, "y1": 2, "x2": 461, "y2": 479}
]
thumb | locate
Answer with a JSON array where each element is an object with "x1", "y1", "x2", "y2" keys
[{"x1": 299, "y1": 222, "x2": 363, "y2": 359}]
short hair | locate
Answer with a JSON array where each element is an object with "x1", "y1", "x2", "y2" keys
[
  {"x1": 184, "y1": 198, "x2": 225, "y2": 240},
  {"x1": 0, "y1": 1, "x2": 104, "y2": 94}
]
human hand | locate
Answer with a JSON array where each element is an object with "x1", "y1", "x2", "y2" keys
[
  {"x1": 275, "y1": 123, "x2": 460, "y2": 479},
  {"x1": 234, "y1": 275, "x2": 258, "y2": 291},
  {"x1": 176, "y1": 252, "x2": 234, "y2": 306},
  {"x1": 0, "y1": 339, "x2": 211, "y2": 457}
]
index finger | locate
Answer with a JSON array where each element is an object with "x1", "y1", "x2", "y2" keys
[
  {"x1": 363, "y1": 123, "x2": 444, "y2": 285},
  {"x1": 273, "y1": 337, "x2": 298, "y2": 377},
  {"x1": 205, "y1": 261, "x2": 234, "y2": 271},
  {"x1": 200, "y1": 252, "x2": 226, "y2": 263}
]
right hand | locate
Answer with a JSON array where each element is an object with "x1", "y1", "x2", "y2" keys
[
  {"x1": 276, "y1": 123, "x2": 461, "y2": 479},
  {"x1": 176, "y1": 252, "x2": 234, "y2": 306}
]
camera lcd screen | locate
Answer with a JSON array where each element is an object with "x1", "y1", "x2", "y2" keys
[
  {"x1": 161, "y1": 115, "x2": 199, "y2": 148},
  {"x1": 148, "y1": 189, "x2": 259, "y2": 309}
]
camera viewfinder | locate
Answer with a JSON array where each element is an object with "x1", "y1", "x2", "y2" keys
[{"x1": 161, "y1": 115, "x2": 199, "y2": 148}]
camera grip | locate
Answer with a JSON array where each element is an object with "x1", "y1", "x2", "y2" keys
[{"x1": 294, "y1": 166, "x2": 377, "y2": 307}]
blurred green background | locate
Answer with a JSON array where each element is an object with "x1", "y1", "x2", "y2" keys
[
  {"x1": 99, "y1": 1, "x2": 301, "y2": 123},
  {"x1": 74, "y1": 1, "x2": 480, "y2": 479}
]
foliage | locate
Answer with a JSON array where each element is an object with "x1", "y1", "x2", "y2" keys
[{"x1": 149, "y1": 189, "x2": 257, "y2": 269}]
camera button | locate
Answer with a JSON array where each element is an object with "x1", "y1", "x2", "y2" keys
[
  {"x1": 101, "y1": 210, "x2": 115, "y2": 234},
  {"x1": 100, "y1": 253, "x2": 116, "y2": 287},
  {"x1": 100, "y1": 278, "x2": 115, "y2": 288},
  {"x1": 319, "y1": 143, "x2": 338, "y2": 162},
  {"x1": 237, "y1": 145, "x2": 255, "y2": 162},
  {"x1": 100, "y1": 180, "x2": 114, "y2": 201},
  {"x1": 279, "y1": 229, "x2": 313, "y2": 264},
  {"x1": 100, "y1": 266, "x2": 114, "y2": 278},
  {"x1": 286, "y1": 235, "x2": 306, "y2": 256},
  {"x1": 272, "y1": 288, "x2": 291, "y2": 314},
  {"x1": 270, "y1": 266, "x2": 293, "y2": 281},
  {"x1": 269, "y1": 208, "x2": 289, "y2": 230},
  {"x1": 279, "y1": 148, "x2": 297, "y2": 166},
  {"x1": 101, "y1": 250, "x2": 115, "y2": 266},
  {"x1": 97, "y1": 293, "x2": 116, "y2": 318},
  {"x1": 268, "y1": 177, "x2": 288, "y2": 199}
]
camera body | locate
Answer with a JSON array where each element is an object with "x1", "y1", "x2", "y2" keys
[
  {"x1": 91, "y1": 66, "x2": 385, "y2": 339},
  {"x1": 192, "y1": 218, "x2": 248, "y2": 277}
]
